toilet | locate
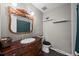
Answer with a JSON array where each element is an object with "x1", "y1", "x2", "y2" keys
[{"x1": 41, "y1": 36, "x2": 51, "y2": 53}]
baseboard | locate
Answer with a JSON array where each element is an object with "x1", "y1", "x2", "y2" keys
[{"x1": 50, "y1": 47, "x2": 73, "y2": 56}]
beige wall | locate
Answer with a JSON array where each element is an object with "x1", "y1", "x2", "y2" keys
[
  {"x1": 43, "y1": 4, "x2": 72, "y2": 54},
  {"x1": 1, "y1": 3, "x2": 43, "y2": 41}
]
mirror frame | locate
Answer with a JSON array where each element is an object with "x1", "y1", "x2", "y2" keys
[{"x1": 8, "y1": 6, "x2": 34, "y2": 34}]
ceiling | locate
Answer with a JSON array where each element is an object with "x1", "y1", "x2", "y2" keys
[{"x1": 32, "y1": 3, "x2": 66, "y2": 13}]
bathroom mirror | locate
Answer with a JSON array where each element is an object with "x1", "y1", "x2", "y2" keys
[{"x1": 8, "y1": 7, "x2": 34, "y2": 34}]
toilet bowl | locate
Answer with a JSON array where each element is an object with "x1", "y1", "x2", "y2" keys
[{"x1": 42, "y1": 45, "x2": 51, "y2": 53}]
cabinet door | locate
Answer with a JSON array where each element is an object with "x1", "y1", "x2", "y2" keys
[
  {"x1": 17, "y1": 39, "x2": 42, "y2": 56},
  {"x1": 5, "y1": 50, "x2": 17, "y2": 56},
  {"x1": 16, "y1": 47, "x2": 29, "y2": 56}
]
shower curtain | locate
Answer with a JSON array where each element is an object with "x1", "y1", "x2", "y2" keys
[{"x1": 75, "y1": 4, "x2": 79, "y2": 53}]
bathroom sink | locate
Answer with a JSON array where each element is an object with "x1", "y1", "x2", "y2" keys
[{"x1": 20, "y1": 38, "x2": 35, "y2": 44}]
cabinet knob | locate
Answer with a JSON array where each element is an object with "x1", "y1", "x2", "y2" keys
[
  {"x1": 12, "y1": 53, "x2": 16, "y2": 56},
  {"x1": 4, "y1": 41, "x2": 7, "y2": 43},
  {"x1": 29, "y1": 47, "x2": 32, "y2": 48}
]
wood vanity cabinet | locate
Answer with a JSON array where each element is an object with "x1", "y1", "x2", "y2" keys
[{"x1": 1, "y1": 37, "x2": 42, "y2": 56}]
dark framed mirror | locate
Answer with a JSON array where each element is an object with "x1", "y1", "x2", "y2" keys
[{"x1": 8, "y1": 6, "x2": 34, "y2": 34}]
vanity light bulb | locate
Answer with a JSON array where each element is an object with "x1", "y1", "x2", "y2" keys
[
  {"x1": 12, "y1": 3, "x2": 17, "y2": 7},
  {"x1": 30, "y1": 12, "x2": 34, "y2": 16}
]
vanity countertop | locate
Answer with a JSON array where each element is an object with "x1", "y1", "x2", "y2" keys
[{"x1": 0, "y1": 37, "x2": 42, "y2": 56}]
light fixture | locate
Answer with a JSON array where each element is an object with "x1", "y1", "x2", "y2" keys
[
  {"x1": 27, "y1": 8, "x2": 34, "y2": 16},
  {"x1": 30, "y1": 12, "x2": 34, "y2": 16},
  {"x1": 12, "y1": 3, "x2": 17, "y2": 7}
]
